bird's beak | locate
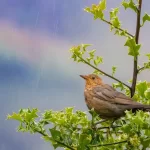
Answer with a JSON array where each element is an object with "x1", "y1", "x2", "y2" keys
[{"x1": 80, "y1": 75, "x2": 88, "y2": 80}]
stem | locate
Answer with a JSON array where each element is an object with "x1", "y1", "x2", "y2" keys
[
  {"x1": 138, "y1": 66, "x2": 145, "y2": 73},
  {"x1": 94, "y1": 119, "x2": 108, "y2": 125},
  {"x1": 77, "y1": 55, "x2": 131, "y2": 90},
  {"x1": 36, "y1": 129, "x2": 75, "y2": 150},
  {"x1": 97, "y1": 125, "x2": 121, "y2": 130},
  {"x1": 88, "y1": 140, "x2": 127, "y2": 147},
  {"x1": 102, "y1": 19, "x2": 134, "y2": 37},
  {"x1": 131, "y1": 0, "x2": 142, "y2": 97}
]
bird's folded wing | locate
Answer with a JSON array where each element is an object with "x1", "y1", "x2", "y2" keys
[{"x1": 93, "y1": 84, "x2": 141, "y2": 105}]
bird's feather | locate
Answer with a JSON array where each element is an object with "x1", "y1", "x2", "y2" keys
[{"x1": 93, "y1": 84, "x2": 141, "y2": 106}]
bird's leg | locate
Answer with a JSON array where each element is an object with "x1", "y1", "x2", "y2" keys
[
  {"x1": 110, "y1": 119, "x2": 122, "y2": 129},
  {"x1": 92, "y1": 119, "x2": 109, "y2": 130},
  {"x1": 94, "y1": 119, "x2": 108, "y2": 126}
]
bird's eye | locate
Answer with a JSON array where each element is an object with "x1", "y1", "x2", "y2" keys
[{"x1": 92, "y1": 76, "x2": 95, "y2": 80}]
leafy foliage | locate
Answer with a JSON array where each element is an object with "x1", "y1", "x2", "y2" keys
[
  {"x1": 124, "y1": 38, "x2": 141, "y2": 58},
  {"x1": 7, "y1": 107, "x2": 150, "y2": 149},
  {"x1": 122, "y1": 0, "x2": 138, "y2": 13},
  {"x1": 142, "y1": 13, "x2": 150, "y2": 26},
  {"x1": 8, "y1": 0, "x2": 150, "y2": 149}
]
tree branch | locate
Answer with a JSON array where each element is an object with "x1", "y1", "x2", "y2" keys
[
  {"x1": 97, "y1": 125, "x2": 121, "y2": 130},
  {"x1": 137, "y1": 66, "x2": 145, "y2": 73},
  {"x1": 88, "y1": 140, "x2": 127, "y2": 147},
  {"x1": 131, "y1": 0, "x2": 142, "y2": 97},
  {"x1": 102, "y1": 19, "x2": 134, "y2": 37},
  {"x1": 77, "y1": 55, "x2": 131, "y2": 90},
  {"x1": 36, "y1": 130, "x2": 75, "y2": 150}
]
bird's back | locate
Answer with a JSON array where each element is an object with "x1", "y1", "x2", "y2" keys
[{"x1": 84, "y1": 84, "x2": 150, "y2": 118}]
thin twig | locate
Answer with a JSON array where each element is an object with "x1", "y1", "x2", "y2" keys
[
  {"x1": 88, "y1": 140, "x2": 127, "y2": 147},
  {"x1": 36, "y1": 130, "x2": 75, "y2": 150},
  {"x1": 131, "y1": 0, "x2": 142, "y2": 97},
  {"x1": 137, "y1": 66, "x2": 145, "y2": 73},
  {"x1": 94, "y1": 119, "x2": 108, "y2": 125},
  {"x1": 97, "y1": 125, "x2": 121, "y2": 130},
  {"x1": 77, "y1": 55, "x2": 131, "y2": 90},
  {"x1": 102, "y1": 19, "x2": 134, "y2": 37},
  {"x1": 27, "y1": 122, "x2": 75, "y2": 150}
]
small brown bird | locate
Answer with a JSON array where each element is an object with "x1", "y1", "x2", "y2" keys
[{"x1": 80, "y1": 74, "x2": 150, "y2": 119}]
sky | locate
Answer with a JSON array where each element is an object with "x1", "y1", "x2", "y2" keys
[{"x1": 0, "y1": 0, "x2": 150, "y2": 150}]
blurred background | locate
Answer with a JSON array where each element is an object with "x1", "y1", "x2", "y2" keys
[{"x1": 0, "y1": 0, "x2": 150, "y2": 149}]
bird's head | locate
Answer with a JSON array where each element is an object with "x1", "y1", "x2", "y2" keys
[{"x1": 80, "y1": 74, "x2": 103, "y2": 89}]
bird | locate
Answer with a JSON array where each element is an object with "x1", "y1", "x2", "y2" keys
[{"x1": 80, "y1": 74, "x2": 150, "y2": 119}]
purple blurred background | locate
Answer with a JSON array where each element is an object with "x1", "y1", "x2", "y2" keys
[{"x1": 0, "y1": 0, "x2": 150, "y2": 149}]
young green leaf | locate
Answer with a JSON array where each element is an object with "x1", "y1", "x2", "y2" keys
[
  {"x1": 112, "y1": 66, "x2": 117, "y2": 76},
  {"x1": 122, "y1": 0, "x2": 138, "y2": 13},
  {"x1": 84, "y1": 0, "x2": 107, "y2": 20},
  {"x1": 124, "y1": 38, "x2": 141, "y2": 57},
  {"x1": 7, "y1": 113, "x2": 23, "y2": 122},
  {"x1": 144, "y1": 62, "x2": 150, "y2": 69},
  {"x1": 113, "y1": 82, "x2": 125, "y2": 91},
  {"x1": 144, "y1": 88, "x2": 150, "y2": 99},
  {"x1": 94, "y1": 56, "x2": 103, "y2": 66},
  {"x1": 110, "y1": 8, "x2": 119, "y2": 19},
  {"x1": 88, "y1": 49, "x2": 96, "y2": 59},
  {"x1": 49, "y1": 128, "x2": 61, "y2": 141},
  {"x1": 141, "y1": 13, "x2": 150, "y2": 26},
  {"x1": 98, "y1": 0, "x2": 106, "y2": 11},
  {"x1": 136, "y1": 81, "x2": 148, "y2": 98},
  {"x1": 146, "y1": 53, "x2": 150, "y2": 60},
  {"x1": 111, "y1": 17, "x2": 121, "y2": 28}
]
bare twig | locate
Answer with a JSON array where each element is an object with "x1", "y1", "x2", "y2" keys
[
  {"x1": 131, "y1": 0, "x2": 142, "y2": 97},
  {"x1": 88, "y1": 140, "x2": 127, "y2": 147},
  {"x1": 77, "y1": 55, "x2": 131, "y2": 90},
  {"x1": 102, "y1": 19, "x2": 134, "y2": 37},
  {"x1": 138, "y1": 66, "x2": 145, "y2": 73}
]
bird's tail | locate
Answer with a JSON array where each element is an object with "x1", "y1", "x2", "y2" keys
[{"x1": 125, "y1": 104, "x2": 150, "y2": 113}]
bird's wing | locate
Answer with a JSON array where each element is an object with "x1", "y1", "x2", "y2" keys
[{"x1": 93, "y1": 84, "x2": 141, "y2": 105}]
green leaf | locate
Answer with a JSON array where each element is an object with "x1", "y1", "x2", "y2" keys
[
  {"x1": 144, "y1": 62, "x2": 150, "y2": 69},
  {"x1": 49, "y1": 128, "x2": 61, "y2": 141},
  {"x1": 141, "y1": 13, "x2": 150, "y2": 26},
  {"x1": 93, "y1": 69, "x2": 103, "y2": 75},
  {"x1": 146, "y1": 53, "x2": 150, "y2": 60},
  {"x1": 94, "y1": 10, "x2": 104, "y2": 20},
  {"x1": 113, "y1": 82, "x2": 125, "y2": 91},
  {"x1": 78, "y1": 134, "x2": 91, "y2": 150},
  {"x1": 122, "y1": 1, "x2": 128, "y2": 9},
  {"x1": 122, "y1": 0, "x2": 138, "y2": 13},
  {"x1": 82, "y1": 44, "x2": 91, "y2": 51},
  {"x1": 94, "y1": 56, "x2": 103, "y2": 66},
  {"x1": 114, "y1": 30, "x2": 120, "y2": 35},
  {"x1": 65, "y1": 107, "x2": 74, "y2": 114},
  {"x1": 98, "y1": 0, "x2": 106, "y2": 11},
  {"x1": 111, "y1": 17, "x2": 121, "y2": 28},
  {"x1": 110, "y1": 8, "x2": 119, "y2": 19},
  {"x1": 84, "y1": 1, "x2": 106, "y2": 20},
  {"x1": 24, "y1": 108, "x2": 38, "y2": 122},
  {"x1": 142, "y1": 138, "x2": 150, "y2": 149},
  {"x1": 7, "y1": 113, "x2": 23, "y2": 122},
  {"x1": 112, "y1": 66, "x2": 117, "y2": 76},
  {"x1": 136, "y1": 81, "x2": 148, "y2": 98},
  {"x1": 88, "y1": 49, "x2": 96, "y2": 59},
  {"x1": 124, "y1": 38, "x2": 141, "y2": 57},
  {"x1": 144, "y1": 88, "x2": 150, "y2": 99},
  {"x1": 84, "y1": 7, "x2": 91, "y2": 13},
  {"x1": 120, "y1": 30, "x2": 127, "y2": 36}
]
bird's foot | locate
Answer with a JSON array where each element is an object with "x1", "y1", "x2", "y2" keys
[{"x1": 94, "y1": 119, "x2": 108, "y2": 126}]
